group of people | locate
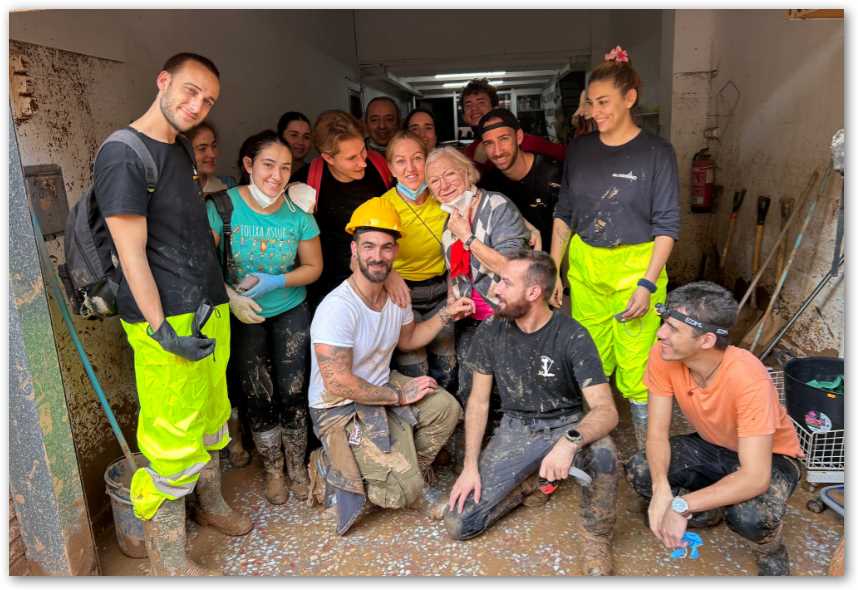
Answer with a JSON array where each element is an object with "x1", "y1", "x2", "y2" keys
[{"x1": 92, "y1": 48, "x2": 803, "y2": 577}]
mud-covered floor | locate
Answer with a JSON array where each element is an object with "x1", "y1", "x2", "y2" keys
[{"x1": 95, "y1": 391, "x2": 844, "y2": 577}]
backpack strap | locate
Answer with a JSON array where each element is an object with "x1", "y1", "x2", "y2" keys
[
  {"x1": 205, "y1": 189, "x2": 236, "y2": 284},
  {"x1": 97, "y1": 128, "x2": 159, "y2": 192},
  {"x1": 366, "y1": 149, "x2": 393, "y2": 188},
  {"x1": 176, "y1": 134, "x2": 204, "y2": 195}
]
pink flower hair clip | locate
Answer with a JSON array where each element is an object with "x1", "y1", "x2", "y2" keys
[{"x1": 604, "y1": 46, "x2": 630, "y2": 63}]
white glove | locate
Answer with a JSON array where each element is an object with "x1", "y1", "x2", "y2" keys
[
  {"x1": 287, "y1": 182, "x2": 317, "y2": 214},
  {"x1": 228, "y1": 289, "x2": 264, "y2": 324}
]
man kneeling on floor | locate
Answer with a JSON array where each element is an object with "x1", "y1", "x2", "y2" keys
[
  {"x1": 308, "y1": 197, "x2": 474, "y2": 535},
  {"x1": 445, "y1": 251, "x2": 620, "y2": 575},
  {"x1": 625, "y1": 281, "x2": 803, "y2": 576}
]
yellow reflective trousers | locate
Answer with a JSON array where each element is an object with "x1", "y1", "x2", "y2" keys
[
  {"x1": 121, "y1": 303, "x2": 231, "y2": 520},
  {"x1": 567, "y1": 234, "x2": 667, "y2": 404}
]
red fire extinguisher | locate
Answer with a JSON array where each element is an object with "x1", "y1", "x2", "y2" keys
[{"x1": 690, "y1": 148, "x2": 715, "y2": 213}]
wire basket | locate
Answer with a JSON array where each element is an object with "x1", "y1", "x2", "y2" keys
[{"x1": 769, "y1": 369, "x2": 845, "y2": 484}]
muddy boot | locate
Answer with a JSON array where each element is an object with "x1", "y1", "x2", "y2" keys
[
  {"x1": 580, "y1": 529, "x2": 613, "y2": 576},
  {"x1": 252, "y1": 427, "x2": 289, "y2": 505},
  {"x1": 306, "y1": 447, "x2": 329, "y2": 507},
  {"x1": 226, "y1": 408, "x2": 251, "y2": 467},
  {"x1": 629, "y1": 401, "x2": 648, "y2": 452},
  {"x1": 193, "y1": 453, "x2": 254, "y2": 536},
  {"x1": 688, "y1": 508, "x2": 724, "y2": 529},
  {"x1": 410, "y1": 485, "x2": 447, "y2": 521},
  {"x1": 754, "y1": 536, "x2": 791, "y2": 576},
  {"x1": 143, "y1": 497, "x2": 220, "y2": 576},
  {"x1": 521, "y1": 473, "x2": 553, "y2": 507},
  {"x1": 282, "y1": 426, "x2": 311, "y2": 500}
]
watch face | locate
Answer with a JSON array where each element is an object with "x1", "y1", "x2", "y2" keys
[
  {"x1": 566, "y1": 429, "x2": 583, "y2": 443},
  {"x1": 671, "y1": 496, "x2": 689, "y2": 513}
]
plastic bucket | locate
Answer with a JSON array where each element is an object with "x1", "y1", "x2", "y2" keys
[
  {"x1": 784, "y1": 357, "x2": 844, "y2": 432},
  {"x1": 104, "y1": 452, "x2": 148, "y2": 559}
]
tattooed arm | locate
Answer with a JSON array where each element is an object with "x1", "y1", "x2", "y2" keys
[{"x1": 314, "y1": 343, "x2": 436, "y2": 406}]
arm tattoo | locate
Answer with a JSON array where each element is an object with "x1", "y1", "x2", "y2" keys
[{"x1": 315, "y1": 344, "x2": 397, "y2": 405}]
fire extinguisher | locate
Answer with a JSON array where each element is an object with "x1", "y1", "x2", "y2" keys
[{"x1": 690, "y1": 148, "x2": 715, "y2": 213}]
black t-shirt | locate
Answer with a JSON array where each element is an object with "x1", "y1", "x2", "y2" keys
[
  {"x1": 553, "y1": 130, "x2": 680, "y2": 247},
  {"x1": 479, "y1": 153, "x2": 562, "y2": 252},
  {"x1": 468, "y1": 311, "x2": 607, "y2": 419},
  {"x1": 293, "y1": 162, "x2": 388, "y2": 291},
  {"x1": 93, "y1": 128, "x2": 227, "y2": 323}
]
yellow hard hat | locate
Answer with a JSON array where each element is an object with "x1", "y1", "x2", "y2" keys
[{"x1": 345, "y1": 197, "x2": 403, "y2": 238}]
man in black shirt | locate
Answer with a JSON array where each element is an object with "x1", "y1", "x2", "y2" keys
[
  {"x1": 94, "y1": 53, "x2": 251, "y2": 576},
  {"x1": 445, "y1": 250, "x2": 620, "y2": 576},
  {"x1": 292, "y1": 110, "x2": 392, "y2": 307},
  {"x1": 477, "y1": 108, "x2": 562, "y2": 251}
]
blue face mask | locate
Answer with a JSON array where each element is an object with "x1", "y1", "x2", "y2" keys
[{"x1": 396, "y1": 181, "x2": 428, "y2": 201}]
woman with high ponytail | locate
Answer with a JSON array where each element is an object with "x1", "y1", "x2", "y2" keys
[{"x1": 549, "y1": 46, "x2": 680, "y2": 449}]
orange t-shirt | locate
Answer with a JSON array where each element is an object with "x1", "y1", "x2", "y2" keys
[{"x1": 644, "y1": 344, "x2": 802, "y2": 458}]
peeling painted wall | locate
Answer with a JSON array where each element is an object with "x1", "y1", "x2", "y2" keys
[{"x1": 10, "y1": 40, "x2": 141, "y2": 527}]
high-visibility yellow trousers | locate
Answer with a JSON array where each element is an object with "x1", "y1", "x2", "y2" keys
[
  {"x1": 566, "y1": 234, "x2": 667, "y2": 405},
  {"x1": 121, "y1": 303, "x2": 231, "y2": 520}
]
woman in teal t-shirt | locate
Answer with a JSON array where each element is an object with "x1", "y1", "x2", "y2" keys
[{"x1": 207, "y1": 129, "x2": 322, "y2": 506}]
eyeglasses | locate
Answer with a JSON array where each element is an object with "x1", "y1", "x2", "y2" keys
[{"x1": 655, "y1": 303, "x2": 729, "y2": 337}]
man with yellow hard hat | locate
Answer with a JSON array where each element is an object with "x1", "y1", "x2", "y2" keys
[{"x1": 307, "y1": 198, "x2": 474, "y2": 534}]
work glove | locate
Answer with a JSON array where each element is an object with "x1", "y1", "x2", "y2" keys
[
  {"x1": 243, "y1": 272, "x2": 285, "y2": 300},
  {"x1": 148, "y1": 320, "x2": 215, "y2": 362},
  {"x1": 228, "y1": 289, "x2": 265, "y2": 324}
]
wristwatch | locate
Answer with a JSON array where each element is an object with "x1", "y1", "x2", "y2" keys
[
  {"x1": 464, "y1": 234, "x2": 477, "y2": 250},
  {"x1": 564, "y1": 428, "x2": 584, "y2": 445},
  {"x1": 671, "y1": 496, "x2": 692, "y2": 519}
]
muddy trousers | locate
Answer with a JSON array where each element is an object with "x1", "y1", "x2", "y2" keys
[
  {"x1": 121, "y1": 303, "x2": 232, "y2": 521},
  {"x1": 566, "y1": 234, "x2": 667, "y2": 405},
  {"x1": 624, "y1": 433, "x2": 801, "y2": 545},
  {"x1": 444, "y1": 413, "x2": 619, "y2": 541},
  {"x1": 231, "y1": 302, "x2": 310, "y2": 435},
  {"x1": 394, "y1": 275, "x2": 456, "y2": 391},
  {"x1": 347, "y1": 384, "x2": 462, "y2": 509}
]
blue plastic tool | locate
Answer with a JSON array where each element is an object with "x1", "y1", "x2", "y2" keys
[{"x1": 670, "y1": 532, "x2": 703, "y2": 560}]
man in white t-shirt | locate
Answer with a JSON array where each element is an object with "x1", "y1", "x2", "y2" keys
[{"x1": 308, "y1": 197, "x2": 474, "y2": 535}]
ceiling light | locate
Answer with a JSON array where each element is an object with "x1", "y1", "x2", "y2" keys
[
  {"x1": 435, "y1": 71, "x2": 507, "y2": 80},
  {"x1": 442, "y1": 80, "x2": 505, "y2": 89}
]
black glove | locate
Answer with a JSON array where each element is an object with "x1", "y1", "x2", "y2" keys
[{"x1": 148, "y1": 319, "x2": 215, "y2": 362}]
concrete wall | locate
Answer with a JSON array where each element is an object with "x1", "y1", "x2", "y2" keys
[
  {"x1": 10, "y1": 9, "x2": 360, "y2": 180},
  {"x1": 708, "y1": 10, "x2": 844, "y2": 355},
  {"x1": 666, "y1": 9, "x2": 844, "y2": 354}
]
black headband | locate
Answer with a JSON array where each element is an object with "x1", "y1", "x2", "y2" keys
[{"x1": 655, "y1": 303, "x2": 729, "y2": 337}]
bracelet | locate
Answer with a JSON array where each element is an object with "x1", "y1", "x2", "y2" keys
[
  {"x1": 637, "y1": 278, "x2": 657, "y2": 293},
  {"x1": 385, "y1": 382, "x2": 404, "y2": 405},
  {"x1": 464, "y1": 234, "x2": 477, "y2": 250}
]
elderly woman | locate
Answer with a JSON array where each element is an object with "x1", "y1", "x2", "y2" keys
[{"x1": 425, "y1": 146, "x2": 531, "y2": 407}]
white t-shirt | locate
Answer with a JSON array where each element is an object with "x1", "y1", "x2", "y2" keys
[{"x1": 308, "y1": 280, "x2": 414, "y2": 409}]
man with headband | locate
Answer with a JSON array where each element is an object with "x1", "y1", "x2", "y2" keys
[
  {"x1": 624, "y1": 281, "x2": 802, "y2": 576},
  {"x1": 477, "y1": 108, "x2": 562, "y2": 251}
]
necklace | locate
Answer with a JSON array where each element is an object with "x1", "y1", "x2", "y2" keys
[
  {"x1": 349, "y1": 276, "x2": 384, "y2": 311},
  {"x1": 692, "y1": 359, "x2": 722, "y2": 388}
]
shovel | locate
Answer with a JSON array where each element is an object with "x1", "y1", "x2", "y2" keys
[
  {"x1": 748, "y1": 196, "x2": 772, "y2": 308},
  {"x1": 719, "y1": 189, "x2": 746, "y2": 273}
]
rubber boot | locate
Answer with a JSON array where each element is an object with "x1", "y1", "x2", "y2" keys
[
  {"x1": 629, "y1": 401, "x2": 648, "y2": 452},
  {"x1": 226, "y1": 407, "x2": 251, "y2": 467},
  {"x1": 581, "y1": 529, "x2": 613, "y2": 576},
  {"x1": 252, "y1": 427, "x2": 289, "y2": 505},
  {"x1": 142, "y1": 497, "x2": 220, "y2": 576},
  {"x1": 688, "y1": 508, "x2": 724, "y2": 529},
  {"x1": 410, "y1": 484, "x2": 448, "y2": 520},
  {"x1": 521, "y1": 472, "x2": 553, "y2": 507},
  {"x1": 193, "y1": 453, "x2": 254, "y2": 536},
  {"x1": 754, "y1": 530, "x2": 791, "y2": 576},
  {"x1": 282, "y1": 426, "x2": 311, "y2": 500}
]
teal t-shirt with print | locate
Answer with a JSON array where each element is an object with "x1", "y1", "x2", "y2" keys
[{"x1": 207, "y1": 187, "x2": 320, "y2": 318}]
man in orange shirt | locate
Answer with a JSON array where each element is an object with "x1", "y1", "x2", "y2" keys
[{"x1": 624, "y1": 281, "x2": 802, "y2": 576}]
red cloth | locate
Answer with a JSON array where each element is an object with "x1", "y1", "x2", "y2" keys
[{"x1": 449, "y1": 240, "x2": 493, "y2": 320}]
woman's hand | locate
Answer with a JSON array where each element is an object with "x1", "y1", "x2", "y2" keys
[
  {"x1": 243, "y1": 272, "x2": 285, "y2": 300},
  {"x1": 622, "y1": 286, "x2": 652, "y2": 320},
  {"x1": 227, "y1": 289, "x2": 264, "y2": 324},
  {"x1": 447, "y1": 210, "x2": 472, "y2": 243},
  {"x1": 384, "y1": 270, "x2": 411, "y2": 308}
]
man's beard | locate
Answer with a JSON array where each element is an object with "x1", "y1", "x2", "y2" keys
[
  {"x1": 357, "y1": 257, "x2": 391, "y2": 283},
  {"x1": 159, "y1": 91, "x2": 192, "y2": 134},
  {"x1": 496, "y1": 296, "x2": 529, "y2": 319}
]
